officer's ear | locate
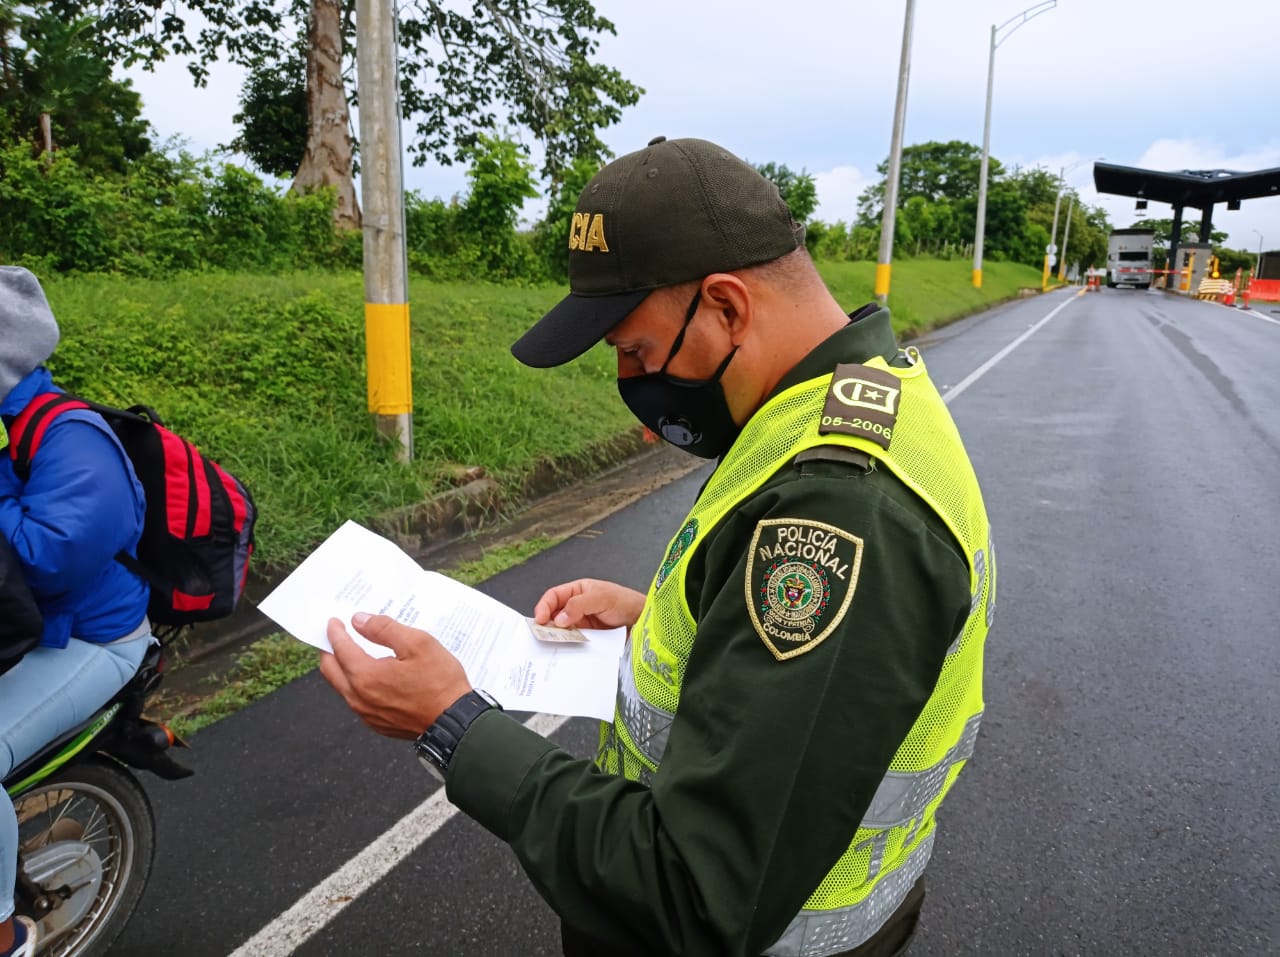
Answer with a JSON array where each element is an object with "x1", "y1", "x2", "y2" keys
[{"x1": 700, "y1": 273, "x2": 752, "y2": 344}]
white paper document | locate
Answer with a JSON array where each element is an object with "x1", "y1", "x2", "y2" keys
[{"x1": 258, "y1": 520, "x2": 625, "y2": 721}]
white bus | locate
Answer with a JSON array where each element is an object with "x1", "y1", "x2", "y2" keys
[{"x1": 1107, "y1": 229, "x2": 1156, "y2": 289}]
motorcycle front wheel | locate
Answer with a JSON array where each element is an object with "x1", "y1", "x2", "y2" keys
[{"x1": 13, "y1": 757, "x2": 155, "y2": 957}]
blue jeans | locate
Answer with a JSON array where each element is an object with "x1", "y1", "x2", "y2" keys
[{"x1": 1, "y1": 631, "x2": 153, "y2": 922}]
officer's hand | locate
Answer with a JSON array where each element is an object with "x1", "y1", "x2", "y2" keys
[
  {"x1": 533, "y1": 579, "x2": 645, "y2": 631},
  {"x1": 320, "y1": 613, "x2": 472, "y2": 740}
]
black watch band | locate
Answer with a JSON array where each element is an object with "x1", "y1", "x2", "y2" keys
[{"x1": 414, "y1": 689, "x2": 502, "y2": 780}]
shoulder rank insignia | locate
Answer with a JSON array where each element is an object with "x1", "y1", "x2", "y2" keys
[
  {"x1": 745, "y1": 518, "x2": 864, "y2": 661},
  {"x1": 818, "y1": 363, "x2": 901, "y2": 450}
]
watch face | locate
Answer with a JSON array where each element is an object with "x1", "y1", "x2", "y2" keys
[
  {"x1": 417, "y1": 751, "x2": 445, "y2": 784},
  {"x1": 415, "y1": 739, "x2": 448, "y2": 779}
]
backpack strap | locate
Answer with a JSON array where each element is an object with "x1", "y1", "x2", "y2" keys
[
  {"x1": 9, "y1": 393, "x2": 91, "y2": 482},
  {"x1": 8, "y1": 392, "x2": 146, "y2": 581}
]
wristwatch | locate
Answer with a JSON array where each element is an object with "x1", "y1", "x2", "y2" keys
[{"x1": 414, "y1": 689, "x2": 502, "y2": 782}]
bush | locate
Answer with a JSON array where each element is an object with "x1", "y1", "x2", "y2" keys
[{"x1": 0, "y1": 142, "x2": 357, "y2": 276}]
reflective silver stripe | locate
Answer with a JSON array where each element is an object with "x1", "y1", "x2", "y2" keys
[
  {"x1": 762, "y1": 713, "x2": 981, "y2": 956},
  {"x1": 615, "y1": 655, "x2": 676, "y2": 767},
  {"x1": 764, "y1": 831, "x2": 934, "y2": 957},
  {"x1": 596, "y1": 723, "x2": 655, "y2": 787},
  {"x1": 860, "y1": 712, "x2": 982, "y2": 829},
  {"x1": 970, "y1": 547, "x2": 986, "y2": 615}
]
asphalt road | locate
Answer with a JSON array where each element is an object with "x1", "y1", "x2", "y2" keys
[{"x1": 110, "y1": 288, "x2": 1279, "y2": 957}]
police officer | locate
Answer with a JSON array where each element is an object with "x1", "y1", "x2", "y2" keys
[{"x1": 321, "y1": 137, "x2": 995, "y2": 957}]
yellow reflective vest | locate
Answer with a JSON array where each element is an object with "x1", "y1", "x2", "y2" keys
[{"x1": 597, "y1": 350, "x2": 995, "y2": 954}]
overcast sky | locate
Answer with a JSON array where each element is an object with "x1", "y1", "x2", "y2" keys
[{"x1": 127, "y1": 0, "x2": 1280, "y2": 253}]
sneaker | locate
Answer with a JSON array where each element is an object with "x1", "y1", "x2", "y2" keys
[{"x1": 1, "y1": 916, "x2": 37, "y2": 957}]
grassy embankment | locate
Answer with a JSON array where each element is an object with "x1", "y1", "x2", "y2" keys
[{"x1": 40, "y1": 257, "x2": 1042, "y2": 733}]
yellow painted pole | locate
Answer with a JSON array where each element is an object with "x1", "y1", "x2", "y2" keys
[
  {"x1": 365, "y1": 303, "x2": 413, "y2": 415},
  {"x1": 1041, "y1": 254, "x2": 1051, "y2": 292},
  {"x1": 357, "y1": 0, "x2": 413, "y2": 460},
  {"x1": 875, "y1": 0, "x2": 917, "y2": 304},
  {"x1": 874, "y1": 263, "x2": 893, "y2": 300}
]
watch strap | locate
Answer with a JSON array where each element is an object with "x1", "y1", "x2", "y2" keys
[{"x1": 415, "y1": 689, "x2": 501, "y2": 776}]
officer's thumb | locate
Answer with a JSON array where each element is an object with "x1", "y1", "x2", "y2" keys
[
  {"x1": 350, "y1": 612, "x2": 431, "y2": 658},
  {"x1": 554, "y1": 593, "x2": 600, "y2": 628}
]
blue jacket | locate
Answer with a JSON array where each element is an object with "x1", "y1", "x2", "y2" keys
[{"x1": 0, "y1": 367, "x2": 149, "y2": 648}]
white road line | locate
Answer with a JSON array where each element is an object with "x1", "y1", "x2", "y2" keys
[
  {"x1": 230, "y1": 294, "x2": 1076, "y2": 955},
  {"x1": 1239, "y1": 307, "x2": 1280, "y2": 326},
  {"x1": 942, "y1": 294, "x2": 1076, "y2": 404},
  {"x1": 227, "y1": 712, "x2": 569, "y2": 957}
]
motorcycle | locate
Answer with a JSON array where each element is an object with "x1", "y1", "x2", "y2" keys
[{"x1": 3, "y1": 642, "x2": 191, "y2": 957}]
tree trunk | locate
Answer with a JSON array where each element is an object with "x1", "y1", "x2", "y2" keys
[
  {"x1": 39, "y1": 112, "x2": 53, "y2": 164},
  {"x1": 293, "y1": 0, "x2": 360, "y2": 230}
]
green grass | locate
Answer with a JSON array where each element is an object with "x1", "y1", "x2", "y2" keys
[
  {"x1": 449, "y1": 535, "x2": 561, "y2": 586},
  {"x1": 166, "y1": 633, "x2": 318, "y2": 738},
  {"x1": 40, "y1": 273, "x2": 634, "y2": 571},
  {"x1": 815, "y1": 258, "x2": 1044, "y2": 335},
  {"x1": 38, "y1": 258, "x2": 1042, "y2": 574}
]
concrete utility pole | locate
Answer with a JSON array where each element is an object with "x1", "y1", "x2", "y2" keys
[
  {"x1": 973, "y1": 22, "x2": 996, "y2": 289},
  {"x1": 1045, "y1": 165, "x2": 1064, "y2": 289},
  {"x1": 973, "y1": 1, "x2": 1055, "y2": 289},
  {"x1": 1058, "y1": 193, "x2": 1075, "y2": 282},
  {"x1": 357, "y1": 0, "x2": 413, "y2": 461},
  {"x1": 875, "y1": 0, "x2": 917, "y2": 304}
]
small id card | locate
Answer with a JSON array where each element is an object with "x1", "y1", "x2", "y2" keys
[{"x1": 527, "y1": 618, "x2": 589, "y2": 644}]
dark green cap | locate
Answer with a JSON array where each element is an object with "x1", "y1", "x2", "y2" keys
[{"x1": 511, "y1": 136, "x2": 805, "y2": 368}]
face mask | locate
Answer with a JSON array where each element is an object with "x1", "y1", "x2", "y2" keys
[{"x1": 617, "y1": 289, "x2": 740, "y2": 459}]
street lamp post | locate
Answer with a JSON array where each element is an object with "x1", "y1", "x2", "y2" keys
[
  {"x1": 1255, "y1": 229, "x2": 1266, "y2": 280},
  {"x1": 875, "y1": 0, "x2": 918, "y2": 304},
  {"x1": 973, "y1": 0, "x2": 1056, "y2": 289},
  {"x1": 1046, "y1": 156, "x2": 1102, "y2": 287}
]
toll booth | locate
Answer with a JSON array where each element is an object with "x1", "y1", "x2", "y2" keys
[{"x1": 1174, "y1": 242, "x2": 1214, "y2": 295}]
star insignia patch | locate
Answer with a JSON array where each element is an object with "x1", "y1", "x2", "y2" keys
[{"x1": 744, "y1": 518, "x2": 864, "y2": 661}]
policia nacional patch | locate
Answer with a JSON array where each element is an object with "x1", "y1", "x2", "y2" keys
[{"x1": 745, "y1": 518, "x2": 864, "y2": 661}]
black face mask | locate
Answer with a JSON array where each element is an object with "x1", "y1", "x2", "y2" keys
[{"x1": 617, "y1": 289, "x2": 740, "y2": 459}]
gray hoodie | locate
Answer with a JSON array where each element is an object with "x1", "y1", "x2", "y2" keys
[{"x1": 0, "y1": 266, "x2": 60, "y2": 403}]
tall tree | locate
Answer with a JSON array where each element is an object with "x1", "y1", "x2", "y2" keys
[
  {"x1": 1006, "y1": 165, "x2": 1060, "y2": 210},
  {"x1": 229, "y1": 53, "x2": 308, "y2": 179},
  {"x1": 0, "y1": 4, "x2": 151, "y2": 173},
  {"x1": 63, "y1": 0, "x2": 642, "y2": 228},
  {"x1": 294, "y1": 0, "x2": 356, "y2": 227},
  {"x1": 857, "y1": 140, "x2": 997, "y2": 225}
]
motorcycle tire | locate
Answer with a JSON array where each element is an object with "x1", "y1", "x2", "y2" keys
[{"x1": 13, "y1": 757, "x2": 155, "y2": 957}]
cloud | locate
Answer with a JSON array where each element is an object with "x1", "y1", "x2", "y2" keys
[
  {"x1": 1137, "y1": 139, "x2": 1280, "y2": 175},
  {"x1": 813, "y1": 166, "x2": 872, "y2": 225},
  {"x1": 1077, "y1": 138, "x2": 1280, "y2": 249}
]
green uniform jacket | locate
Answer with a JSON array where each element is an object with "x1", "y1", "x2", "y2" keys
[{"x1": 447, "y1": 306, "x2": 973, "y2": 956}]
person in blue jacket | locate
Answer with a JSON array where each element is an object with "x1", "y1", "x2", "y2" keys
[{"x1": 0, "y1": 266, "x2": 154, "y2": 957}]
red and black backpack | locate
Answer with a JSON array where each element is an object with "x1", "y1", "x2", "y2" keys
[{"x1": 9, "y1": 392, "x2": 256, "y2": 628}]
